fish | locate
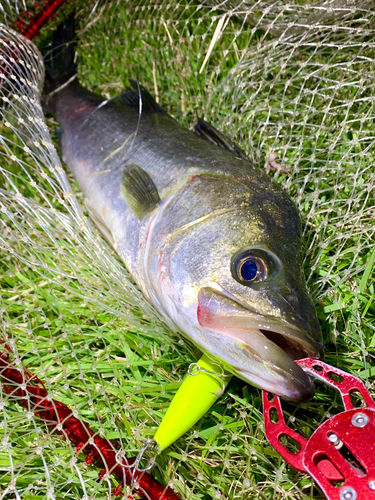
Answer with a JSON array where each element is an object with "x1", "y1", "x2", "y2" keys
[{"x1": 42, "y1": 14, "x2": 323, "y2": 402}]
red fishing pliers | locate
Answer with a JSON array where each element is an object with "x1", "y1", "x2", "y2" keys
[{"x1": 263, "y1": 358, "x2": 375, "y2": 500}]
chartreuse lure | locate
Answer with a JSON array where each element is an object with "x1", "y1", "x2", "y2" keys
[{"x1": 153, "y1": 354, "x2": 233, "y2": 451}]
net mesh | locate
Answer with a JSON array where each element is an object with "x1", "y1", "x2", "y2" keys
[{"x1": 0, "y1": 1, "x2": 374, "y2": 499}]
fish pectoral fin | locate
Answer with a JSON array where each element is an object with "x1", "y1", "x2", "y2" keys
[
  {"x1": 120, "y1": 164, "x2": 161, "y2": 220},
  {"x1": 194, "y1": 117, "x2": 248, "y2": 161},
  {"x1": 84, "y1": 198, "x2": 115, "y2": 247},
  {"x1": 115, "y1": 79, "x2": 165, "y2": 114}
]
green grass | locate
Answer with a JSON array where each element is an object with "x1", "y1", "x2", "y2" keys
[{"x1": 0, "y1": 1, "x2": 375, "y2": 499}]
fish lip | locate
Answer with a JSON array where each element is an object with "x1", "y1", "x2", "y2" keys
[
  {"x1": 197, "y1": 285, "x2": 322, "y2": 400},
  {"x1": 204, "y1": 285, "x2": 323, "y2": 359}
]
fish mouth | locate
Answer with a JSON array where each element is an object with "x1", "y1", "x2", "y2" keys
[
  {"x1": 255, "y1": 322, "x2": 321, "y2": 360},
  {"x1": 197, "y1": 286, "x2": 322, "y2": 401}
]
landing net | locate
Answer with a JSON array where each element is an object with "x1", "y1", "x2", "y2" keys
[{"x1": 0, "y1": 1, "x2": 374, "y2": 499}]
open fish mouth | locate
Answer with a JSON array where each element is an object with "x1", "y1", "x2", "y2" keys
[
  {"x1": 256, "y1": 322, "x2": 321, "y2": 360},
  {"x1": 197, "y1": 286, "x2": 322, "y2": 400},
  {"x1": 259, "y1": 329, "x2": 312, "y2": 360}
]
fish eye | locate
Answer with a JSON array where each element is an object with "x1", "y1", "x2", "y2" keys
[
  {"x1": 236, "y1": 256, "x2": 267, "y2": 284},
  {"x1": 238, "y1": 257, "x2": 265, "y2": 282},
  {"x1": 231, "y1": 248, "x2": 280, "y2": 286}
]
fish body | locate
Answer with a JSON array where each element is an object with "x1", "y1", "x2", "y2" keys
[{"x1": 43, "y1": 16, "x2": 323, "y2": 401}]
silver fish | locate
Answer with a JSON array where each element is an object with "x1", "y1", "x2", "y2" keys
[{"x1": 42, "y1": 16, "x2": 323, "y2": 401}]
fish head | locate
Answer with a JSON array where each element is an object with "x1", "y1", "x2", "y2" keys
[{"x1": 150, "y1": 173, "x2": 323, "y2": 401}]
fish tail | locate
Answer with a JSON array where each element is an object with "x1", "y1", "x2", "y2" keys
[{"x1": 42, "y1": 12, "x2": 77, "y2": 114}]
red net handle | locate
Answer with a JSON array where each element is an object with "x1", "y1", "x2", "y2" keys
[{"x1": 0, "y1": 348, "x2": 181, "y2": 500}]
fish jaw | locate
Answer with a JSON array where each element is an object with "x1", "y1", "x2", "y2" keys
[{"x1": 197, "y1": 286, "x2": 322, "y2": 401}]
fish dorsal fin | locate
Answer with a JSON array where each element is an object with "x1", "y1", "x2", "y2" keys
[
  {"x1": 115, "y1": 79, "x2": 165, "y2": 114},
  {"x1": 121, "y1": 164, "x2": 161, "y2": 220},
  {"x1": 194, "y1": 117, "x2": 248, "y2": 161}
]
